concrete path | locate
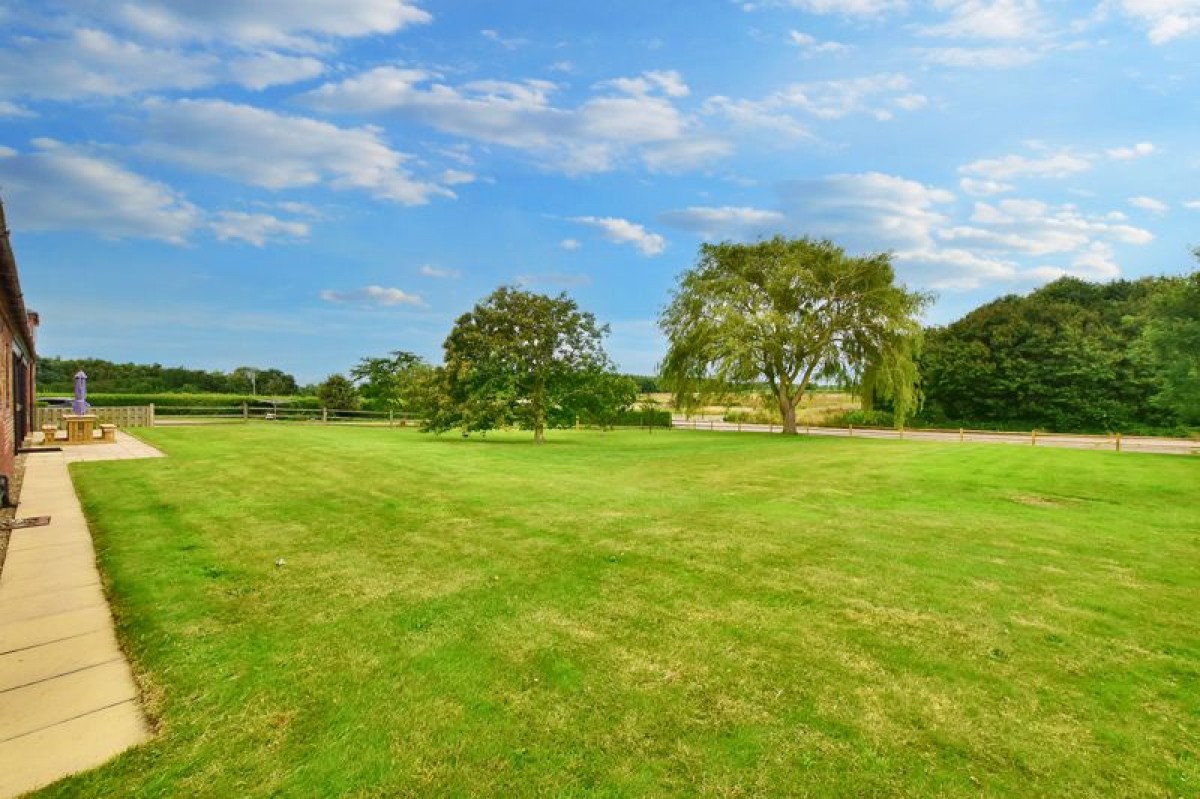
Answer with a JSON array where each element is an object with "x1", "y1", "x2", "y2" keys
[{"x1": 0, "y1": 432, "x2": 162, "y2": 797}]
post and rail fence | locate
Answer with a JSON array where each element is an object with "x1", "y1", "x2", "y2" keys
[
  {"x1": 668, "y1": 416, "x2": 1198, "y2": 456},
  {"x1": 33, "y1": 403, "x2": 1197, "y2": 455}
]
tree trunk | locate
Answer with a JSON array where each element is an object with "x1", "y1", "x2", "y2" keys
[
  {"x1": 778, "y1": 390, "x2": 798, "y2": 435},
  {"x1": 532, "y1": 377, "x2": 546, "y2": 445}
]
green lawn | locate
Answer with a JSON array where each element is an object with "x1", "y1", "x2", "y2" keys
[{"x1": 46, "y1": 426, "x2": 1199, "y2": 797}]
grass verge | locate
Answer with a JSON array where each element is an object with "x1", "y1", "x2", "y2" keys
[{"x1": 41, "y1": 426, "x2": 1200, "y2": 797}]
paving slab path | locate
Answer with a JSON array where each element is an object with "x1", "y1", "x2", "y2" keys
[{"x1": 0, "y1": 432, "x2": 162, "y2": 797}]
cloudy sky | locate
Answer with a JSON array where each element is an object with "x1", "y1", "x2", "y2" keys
[{"x1": 1, "y1": 1, "x2": 1197, "y2": 381}]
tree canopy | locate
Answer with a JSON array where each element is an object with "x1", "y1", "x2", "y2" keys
[
  {"x1": 660, "y1": 236, "x2": 928, "y2": 433},
  {"x1": 315, "y1": 374, "x2": 360, "y2": 411},
  {"x1": 38, "y1": 357, "x2": 301, "y2": 395},
  {"x1": 920, "y1": 275, "x2": 1175, "y2": 432},
  {"x1": 350, "y1": 351, "x2": 432, "y2": 414},
  {"x1": 1142, "y1": 252, "x2": 1200, "y2": 425},
  {"x1": 428, "y1": 286, "x2": 615, "y2": 443}
]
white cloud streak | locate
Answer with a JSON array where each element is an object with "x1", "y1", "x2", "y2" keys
[
  {"x1": 0, "y1": 138, "x2": 200, "y2": 243},
  {"x1": 139, "y1": 99, "x2": 453, "y2": 205},
  {"x1": 571, "y1": 216, "x2": 666, "y2": 256},
  {"x1": 320, "y1": 286, "x2": 425, "y2": 307},
  {"x1": 210, "y1": 211, "x2": 310, "y2": 246},
  {"x1": 305, "y1": 68, "x2": 709, "y2": 175}
]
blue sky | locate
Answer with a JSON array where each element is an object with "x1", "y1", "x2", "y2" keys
[{"x1": 1, "y1": 0, "x2": 1197, "y2": 383}]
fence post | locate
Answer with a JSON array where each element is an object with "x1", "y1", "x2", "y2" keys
[
  {"x1": 389, "y1": 410, "x2": 394, "y2": 428},
  {"x1": 1031, "y1": 429, "x2": 1037, "y2": 447},
  {"x1": 849, "y1": 424, "x2": 854, "y2": 437},
  {"x1": 1115, "y1": 432, "x2": 1121, "y2": 453},
  {"x1": 322, "y1": 407, "x2": 328, "y2": 423},
  {"x1": 149, "y1": 403, "x2": 155, "y2": 427},
  {"x1": 959, "y1": 427, "x2": 964, "y2": 443},
  {"x1": 737, "y1": 422, "x2": 742, "y2": 432},
  {"x1": 242, "y1": 402, "x2": 249, "y2": 422},
  {"x1": 710, "y1": 420, "x2": 714, "y2": 431},
  {"x1": 899, "y1": 426, "x2": 904, "y2": 440},
  {"x1": 768, "y1": 423, "x2": 773, "y2": 433}
]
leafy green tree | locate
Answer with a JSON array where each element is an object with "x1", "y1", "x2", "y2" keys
[
  {"x1": 316, "y1": 374, "x2": 360, "y2": 411},
  {"x1": 660, "y1": 236, "x2": 928, "y2": 434},
  {"x1": 1144, "y1": 256, "x2": 1200, "y2": 424},
  {"x1": 921, "y1": 276, "x2": 1171, "y2": 431},
  {"x1": 432, "y1": 287, "x2": 614, "y2": 443},
  {"x1": 577, "y1": 372, "x2": 639, "y2": 430},
  {"x1": 350, "y1": 351, "x2": 432, "y2": 414}
]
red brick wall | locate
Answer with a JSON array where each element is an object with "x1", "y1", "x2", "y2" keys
[{"x1": 0, "y1": 326, "x2": 13, "y2": 482}]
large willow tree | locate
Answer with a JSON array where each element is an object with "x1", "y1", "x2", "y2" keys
[{"x1": 660, "y1": 236, "x2": 929, "y2": 434}]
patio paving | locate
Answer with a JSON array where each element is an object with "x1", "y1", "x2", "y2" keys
[{"x1": 0, "y1": 431, "x2": 162, "y2": 797}]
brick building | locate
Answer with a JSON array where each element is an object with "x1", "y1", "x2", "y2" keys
[{"x1": 0, "y1": 198, "x2": 38, "y2": 493}]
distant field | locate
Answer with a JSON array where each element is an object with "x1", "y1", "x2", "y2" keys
[
  {"x1": 644, "y1": 390, "x2": 860, "y2": 423},
  {"x1": 49, "y1": 426, "x2": 1199, "y2": 797}
]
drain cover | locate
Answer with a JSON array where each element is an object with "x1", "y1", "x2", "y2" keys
[{"x1": 0, "y1": 516, "x2": 51, "y2": 529}]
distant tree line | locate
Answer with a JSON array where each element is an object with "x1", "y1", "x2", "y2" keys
[
  {"x1": 918, "y1": 253, "x2": 1200, "y2": 433},
  {"x1": 38, "y1": 358, "x2": 301, "y2": 396}
]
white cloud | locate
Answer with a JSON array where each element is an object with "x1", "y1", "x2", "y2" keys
[
  {"x1": 571, "y1": 216, "x2": 666, "y2": 256},
  {"x1": 319, "y1": 286, "x2": 424, "y2": 307},
  {"x1": 420, "y1": 265, "x2": 460, "y2": 279},
  {"x1": 1111, "y1": 0, "x2": 1200, "y2": 44},
  {"x1": 560, "y1": 238, "x2": 582, "y2": 251},
  {"x1": 788, "y1": 30, "x2": 851, "y2": 55},
  {"x1": 777, "y1": 172, "x2": 955, "y2": 252},
  {"x1": 102, "y1": 0, "x2": 432, "y2": 49},
  {"x1": 600, "y1": 70, "x2": 690, "y2": 98},
  {"x1": 1129, "y1": 195, "x2": 1169, "y2": 213},
  {"x1": 641, "y1": 137, "x2": 736, "y2": 172},
  {"x1": 0, "y1": 29, "x2": 218, "y2": 100},
  {"x1": 229, "y1": 53, "x2": 325, "y2": 90},
  {"x1": 439, "y1": 169, "x2": 476, "y2": 186},
  {"x1": 658, "y1": 206, "x2": 786, "y2": 238},
  {"x1": 770, "y1": 171, "x2": 1151, "y2": 289},
  {"x1": 1185, "y1": 200, "x2": 1200, "y2": 210},
  {"x1": 305, "y1": 67, "x2": 705, "y2": 174},
  {"x1": 960, "y1": 149, "x2": 1092, "y2": 180},
  {"x1": 0, "y1": 139, "x2": 199, "y2": 243},
  {"x1": 918, "y1": 46, "x2": 1043, "y2": 68},
  {"x1": 703, "y1": 73, "x2": 923, "y2": 137},
  {"x1": 210, "y1": 211, "x2": 309, "y2": 246},
  {"x1": 742, "y1": 0, "x2": 906, "y2": 17},
  {"x1": 1106, "y1": 141, "x2": 1155, "y2": 160},
  {"x1": 1069, "y1": 242, "x2": 1121, "y2": 279},
  {"x1": 918, "y1": 0, "x2": 1045, "y2": 40},
  {"x1": 481, "y1": 29, "x2": 528, "y2": 50},
  {"x1": 0, "y1": 101, "x2": 34, "y2": 118},
  {"x1": 139, "y1": 99, "x2": 452, "y2": 205},
  {"x1": 960, "y1": 177, "x2": 1015, "y2": 196}
]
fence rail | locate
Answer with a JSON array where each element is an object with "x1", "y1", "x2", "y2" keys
[
  {"x1": 152, "y1": 404, "x2": 421, "y2": 427},
  {"x1": 36, "y1": 405, "x2": 154, "y2": 428},
  {"x1": 670, "y1": 417, "x2": 1199, "y2": 456}
]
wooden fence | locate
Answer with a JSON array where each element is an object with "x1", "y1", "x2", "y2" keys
[
  {"x1": 670, "y1": 417, "x2": 1200, "y2": 456},
  {"x1": 37, "y1": 405, "x2": 155, "y2": 428}
]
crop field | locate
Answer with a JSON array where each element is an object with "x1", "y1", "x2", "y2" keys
[
  {"x1": 46, "y1": 425, "x2": 1199, "y2": 797},
  {"x1": 645, "y1": 389, "x2": 860, "y2": 423}
]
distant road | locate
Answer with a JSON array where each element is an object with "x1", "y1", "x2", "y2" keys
[{"x1": 671, "y1": 417, "x2": 1199, "y2": 457}]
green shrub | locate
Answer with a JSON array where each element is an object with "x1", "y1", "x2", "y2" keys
[{"x1": 823, "y1": 409, "x2": 896, "y2": 428}]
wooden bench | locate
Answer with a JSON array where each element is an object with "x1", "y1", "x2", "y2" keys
[{"x1": 100, "y1": 424, "x2": 118, "y2": 443}]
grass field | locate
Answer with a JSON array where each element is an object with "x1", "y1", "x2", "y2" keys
[{"x1": 45, "y1": 426, "x2": 1199, "y2": 797}]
